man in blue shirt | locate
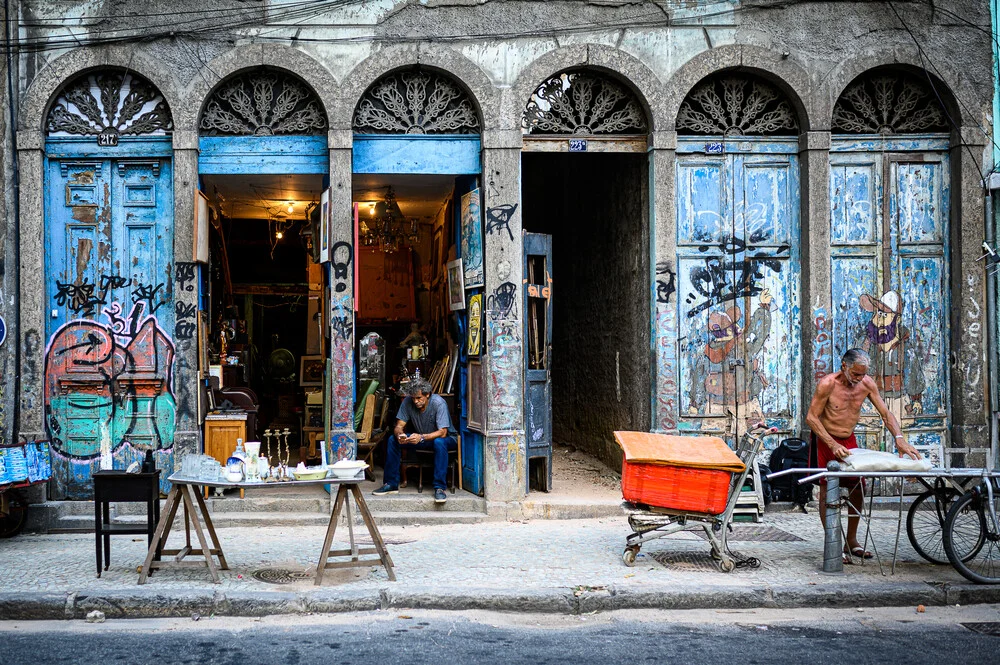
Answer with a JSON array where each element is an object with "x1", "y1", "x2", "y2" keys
[{"x1": 372, "y1": 378, "x2": 457, "y2": 503}]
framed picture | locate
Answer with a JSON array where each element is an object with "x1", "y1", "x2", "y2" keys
[
  {"x1": 193, "y1": 190, "x2": 210, "y2": 263},
  {"x1": 446, "y1": 259, "x2": 466, "y2": 311},
  {"x1": 467, "y1": 358, "x2": 484, "y2": 433},
  {"x1": 300, "y1": 354, "x2": 325, "y2": 387},
  {"x1": 467, "y1": 293, "x2": 483, "y2": 355},
  {"x1": 460, "y1": 188, "x2": 484, "y2": 289},
  {"x1": 319, "y1": 189, "x2": 330, "y2": 263}
]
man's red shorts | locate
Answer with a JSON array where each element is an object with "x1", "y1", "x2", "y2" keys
[{"x1": 810, "y1": 432, "x2": 860, "y2": 486}]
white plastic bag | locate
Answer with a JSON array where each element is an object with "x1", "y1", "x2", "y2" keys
[{"x1": 841, "y1": 447, "x2": 932, "y2": 472}]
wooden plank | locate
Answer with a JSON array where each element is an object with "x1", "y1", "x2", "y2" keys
[
  {"x1": 315, "y1": 485, "x2": 348, "y2": 586},
  {"x1": 522, "y1": 136, "x2": 647, "y2": 153},
  {"x1": 322, "y1": 559, "x2": 385, "y2": 570},
  {"x1": 325, "y1": 547, "x2": 379, "y2": 557},
  {"x1": 353, "y1": 136, "x2": 480, "y2": 174},
  {"x1": 230, "y1": 284, "x2": 309, "y2": 296},
  {"x1": 198, "y1": 136, "x2": 328, "y2": 174}
]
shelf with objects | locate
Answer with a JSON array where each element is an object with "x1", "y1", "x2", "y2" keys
[
  {"x1": 0, "y1": 440, "x2": 53, "y2": 538},
  {"x1": 352, "y1": 174, "x2": 477, "y2": 495}
]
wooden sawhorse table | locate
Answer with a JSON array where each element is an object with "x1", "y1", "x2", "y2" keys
[{"x1": 138, "y1": 473, "x2": 395, "y2": 584}]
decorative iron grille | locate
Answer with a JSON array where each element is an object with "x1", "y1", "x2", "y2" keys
[
  {"x1": 353, "y1": 70, "x2": 480, "y2": 134},
  {"x1": 200, "y1": 68, "x2": 326, "y2": 136},
  {"x1": 833, "y1": 73, "x2": 948, "y2": 134},
  {"x1": 677, "y1": 74, "x2": 798, "y2": 136},
  {"x1": 46, "y1": 71, "x2": 172, "y2": 137},
  {"x1": 522, "y1": 70, "x2": 647, "y2": 135}
]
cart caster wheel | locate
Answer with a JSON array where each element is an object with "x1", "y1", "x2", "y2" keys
[
  {"x1": 136, "y1": 565, "x2": 143, "y2": 573},
  {"x1": 622, "y1": 548, "x2": 638, "y2": 567},
  {"x1": 719, "y1": 557, "x2": 735, "y2": 573}
]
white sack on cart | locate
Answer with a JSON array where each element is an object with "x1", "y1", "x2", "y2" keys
[{"x1": 841, "y1": 448, "x2": 932, "y2": 472}]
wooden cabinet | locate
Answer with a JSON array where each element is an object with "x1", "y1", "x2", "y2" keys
[{"x1": 204, "y1": 414, "x2": 247, "y2": 464}]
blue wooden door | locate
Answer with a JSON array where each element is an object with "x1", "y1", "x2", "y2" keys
[
  {"x1": 675, "y1": 139, "x2": 801, "y2": 439},
  {"x1": 829, "y1": 140, "x2": 949, "y2": 461},
  {"x1": 45, "y1": 157, "x2": 176, "y2": 499},
  {"x1": 523, "y1": 232, "x2": 553, "y2": 491}
]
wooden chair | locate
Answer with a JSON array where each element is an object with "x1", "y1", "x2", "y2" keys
[
  {"x1": 413, "y1": 434, "x2": 463, "y2": 494},
  {"x1": 354, "y1": 393, "x2": 377, "y2": 449},
  {"x1": 358, "y1": 396, "x2": 388, "y2": 481}
]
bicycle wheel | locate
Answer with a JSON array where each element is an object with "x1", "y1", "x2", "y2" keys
[
  {"x1": 906, "y1": 488, "x2": 959, "y2": 564},
  {"x1": 944, "y1": 490, "x2": 999, "y2": 584}
]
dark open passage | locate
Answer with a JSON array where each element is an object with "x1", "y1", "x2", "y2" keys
[{"x1": 521, "y1": 152, "x2": 651, "y2": 469}]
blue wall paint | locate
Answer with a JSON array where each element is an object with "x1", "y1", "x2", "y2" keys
[
  {"x1": 199, "y1": 135, "x2": 328, "y2": 174},
  {"x1": 668, "y1": 137, "x2": 801, "y2": 441},
  {"x1": 353, "y1": 136, "x2": 481, "y2": 175},
  {"x1": 829, "y1": 138, "x2": 950, "y2": 462}
]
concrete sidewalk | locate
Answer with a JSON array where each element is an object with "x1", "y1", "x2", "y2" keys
[{"x1": 2, "y1": 509, "x2": 1000, "y2": 620}]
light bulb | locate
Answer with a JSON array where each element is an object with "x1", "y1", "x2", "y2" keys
[
  {"x1": 275, "y1": 231, "x2": 284, "y2": 239},
  {"x1": 369, "y1": 203, "x2": 376, "y2": 215},
  {"x1": 286, "y1": 202, "x2": 294, "y2": 213}
]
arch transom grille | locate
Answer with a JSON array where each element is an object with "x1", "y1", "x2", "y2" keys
[
  {"x1": 200, "y1": 68, "x2": 326, "y2": 136},
  {"x1": 833, "y1": 72, "x2": 948, "y2": 134},
  {"x1": 354, "y1": 70, "x2": 480, "y2": 135},
  {"x1": 46, "y1": 71, "x2": 172, "y2": 137},
  {"x1": 677, "y1": 74, "x2": 798, "y2": 136},
  {"x1": 522, "y1": 70, "x2": 647, "y2": 135}
]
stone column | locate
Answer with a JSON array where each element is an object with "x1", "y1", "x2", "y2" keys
[
  {"x1": 326, "y1": 131, "x2": 356, "y2": 463},
  {"x1": 171, "y1": 131, "x2": 201, "y2": 464},
  {"x1": 651, "y1": 130, "x2": 677, "y2": 433},
  {"x1": 480, "y1": 129, "x2": 526, "y2": 505},
  {"x1": 950, "y1": 127, "x2": 989, "y2": 459},
  {"x1": 800, "y1": 130, "x2": 832, "y2": 419},
  {"x1": 17, "y1": 135, "x2": 44, "y2": 441}
]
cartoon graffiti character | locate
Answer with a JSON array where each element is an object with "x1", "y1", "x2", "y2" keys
[
  {"x1": 689, "y1": 289, "x2": 773, "y2": 432},
  {"x1": 857, "y1": 290, "x2": 924, "y2": 419}
]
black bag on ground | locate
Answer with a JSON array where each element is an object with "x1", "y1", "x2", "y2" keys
[{"x1": 768, "y1": 437, "x2": 813, "y2": 505}]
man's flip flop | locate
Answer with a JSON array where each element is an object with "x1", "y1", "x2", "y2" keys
[{"x1": 847, "y1": 547, "x2": 874, "y2": 559}]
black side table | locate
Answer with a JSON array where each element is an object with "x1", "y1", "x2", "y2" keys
[{"x1": 93, "y1": 470, "x2": 161, "y2": 578}]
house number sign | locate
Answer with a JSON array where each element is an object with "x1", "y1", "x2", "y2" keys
[
  {"x1": 97, "y1": 129, "x2": 120, "y2": 147},
  {"x1": 568, "y1": 139, "x2": 588, "y2": 152}
]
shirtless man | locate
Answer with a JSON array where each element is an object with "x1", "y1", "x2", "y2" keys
[{"x1": 805, "y1": 348, "x2": 921, "y2": 560}]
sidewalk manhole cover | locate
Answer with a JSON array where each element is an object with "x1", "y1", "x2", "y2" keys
[
  {"x1": 251, "y1": 568, "x2": 312, "y2": 584},
  {"x1": 648, "y1": 550, "x2": 753, "y2": 571},
  {"x1": 693, "y1": 526, "x2": 804, "y2": 542},
  {"x1": 962, "y1": 623, "x2": 1000, "y2": 636}
]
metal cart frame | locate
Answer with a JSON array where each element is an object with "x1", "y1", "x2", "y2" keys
[{"x1": 621, "y1": 425, "x2": 777, "y2": 572}]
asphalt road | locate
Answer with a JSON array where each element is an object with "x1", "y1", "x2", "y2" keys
[{"x1": 2, "y1": 606, "x2": 1000, "y2": 665}]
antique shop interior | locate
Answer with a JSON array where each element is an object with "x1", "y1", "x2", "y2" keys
[{"x1": 198, "y1": 171, "x2": 480, "y2": 491}]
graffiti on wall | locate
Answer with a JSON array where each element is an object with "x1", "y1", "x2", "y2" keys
[
  {"x1": 812, "y1": 300, "x2": 831, "y2": 383},
  {"x1": 684, "y1": 234, "x2": 788, "y2": 318},
  {"x1": 857, "y1": 290, "x2": 925, "y2": 421},
  {"x1": 44, "y1": 303, "x2": 176, "y2": 497},
  {"x1": 330, "y1": 298, "x2": 355, "y2": 461},
  {"x1": 655, "y1": 306, "x2": 678, "y2": 431},
  {"x1": 487, "y1": 318, "x2": 520, "y2": 432},
  {"x1": 54, "y1": 274, "x2": 168, "y2": 318}
]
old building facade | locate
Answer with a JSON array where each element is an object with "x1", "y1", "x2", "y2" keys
[{"x1": 0, "y1": 1, "x2": 994, "y2": 505}]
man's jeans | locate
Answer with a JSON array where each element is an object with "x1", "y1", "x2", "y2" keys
[{"x1": 383, "y1": 434, "x2": 457, "y2": 490}]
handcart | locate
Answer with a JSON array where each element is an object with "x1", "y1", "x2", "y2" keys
[
  {"x1": 619, "y1": 423, "x2": 777, "y2": 572},
  {"x1": 0, "y1": 440, "x2": 53, "y2": 538}
]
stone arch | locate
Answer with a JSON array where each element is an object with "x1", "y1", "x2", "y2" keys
[
  {"x1": 664, "y1": 45, "x2": 813, "y2": 133},
  {"x1": 19, "y1": 48, "x2": 180, "y2": 137},
  {"x1": 821, "y1": 51, "x2": 973, "y2": 132},
  {"x1": 178, "y1": 43, "x2": 337, "y2": 135},
  {"x1": 509, "y1": 44, "x2": 663, "y2": 134},
  {"x1": 335, "y1": 44, "x2": 496, "y2": 132}
]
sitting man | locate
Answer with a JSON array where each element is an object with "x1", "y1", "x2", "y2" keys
[{"x1": 372, "y1": 377, "x2": 458, "y2": 504}]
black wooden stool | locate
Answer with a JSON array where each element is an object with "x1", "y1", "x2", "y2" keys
[{"x1": 93, "y1": 470, "x2": 160, "y2": 578}]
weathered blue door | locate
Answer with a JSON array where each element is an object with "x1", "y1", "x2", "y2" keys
[
  {"x1": 523, "y1": 232, "x2": 553, "y2": 491},
  {"x1": 674, "y1": 139, "x2": 801, "y2": 438},
  {"x1": 828, "y1": 138, "x2": 950, "y2": 461},
  {"x1": 44, "y1": 156, "x2": 175, "y2": 499}
]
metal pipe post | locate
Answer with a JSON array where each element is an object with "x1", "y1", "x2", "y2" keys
[{"x1": 823, "y1": 461, "x2": 844, "y2": 574}]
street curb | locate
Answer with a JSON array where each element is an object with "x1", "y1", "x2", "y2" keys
[{"x1": 3, "y1": 581, "x2": 1000, "y2": 620}]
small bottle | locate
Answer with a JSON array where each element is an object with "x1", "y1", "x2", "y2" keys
[{"x1": 141, "y1": 449, "x2": 155, "y2": 473}]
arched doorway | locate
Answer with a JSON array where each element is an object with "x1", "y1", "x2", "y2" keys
[
  {"x1": 351, "y1": 68, "x2": 484, "y2": 492},
  {"x1": 43, "y1": 69, "x2": 175, "y2": 499},
  {"x1": 197, "y1": 67, "x2": 329, "y2": 470},
  {"x1": 673, "y1": 72, "x2": 802, "y2": 439},
  {"x1": 520, "y1": 69, "x2": 651, "y2": 480},
  {"x1": 829, "y1": 68, "x2": 952, "y2": 463}
]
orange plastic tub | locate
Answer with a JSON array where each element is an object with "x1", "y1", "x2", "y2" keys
[{"x1": 620, "y1": 461, "x2": 732, "y2": 514}]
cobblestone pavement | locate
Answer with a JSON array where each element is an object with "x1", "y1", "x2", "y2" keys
[{"x1": 0, "y1": 510, "x2": 971, "y2": 595}]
